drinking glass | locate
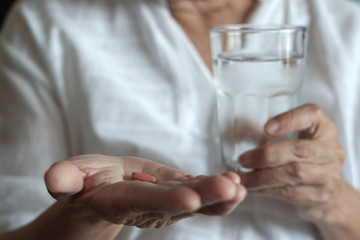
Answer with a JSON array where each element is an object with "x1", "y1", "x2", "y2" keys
[{"x1": 210, "y1": 25, "x2": 307, "y2": 172}]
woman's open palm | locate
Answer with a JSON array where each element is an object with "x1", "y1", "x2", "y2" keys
[{"x1": 45, "y1": 154, "x2": 246, "y2": 228}]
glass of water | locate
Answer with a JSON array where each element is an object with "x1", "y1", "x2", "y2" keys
[{"x1": 210, "y1": 25, "x2": 307, "y2": 172}]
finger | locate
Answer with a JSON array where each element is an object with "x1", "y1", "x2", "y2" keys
[
  {"x1": 88, "y1": 175, "x2": 239, "y2": 216},
  {"x1": 221, "y1": 171, "x2": 241, "y2": 184},
  {"x1": 88, "y1": 181, "x2": 202, "y2": 216},
  {"x1": 265, "y1": 104, "x2": 337, "y2": 139},
  {"x1": 198, "y1": 184, "x2": 247, "y2": 215},
  {"x1": 184, "y1": 175, "x2": 239, "y2": 206},
  {"x1": 240, "y1": 161, "x2": 337, "y2": 191},
  {"x1": 255, "y1": 184, "x2": 331, "y2": 206},
  {"x1": 44, "y1": 161, "x2": 84, "y2": 202},
  {"x1": 239, "y1": 139, "x2": 329, "y2": 168},
  {"x1": 161, "y1": 173, "x2": 242, "y2": 206}
]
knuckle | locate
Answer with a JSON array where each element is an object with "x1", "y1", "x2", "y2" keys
[
  {"x1": 288, "y1": 111, "x2": 297, "y2": 128},
  {"x1": 336, "y1": 146, "x2": 346, "y2": 164},
  {"x1": 326, "y1": 142, "x2": 346, "y2": 165},
  {"x1": 287, "y1": 162, "x2": 305, "y2": 183},
  {"x1": 307, "y1": 103, "x2": 322, "y2": 116},
  {"x1": 324, "y1": 121, "x2": 338, "y2": 138},
  {"x1": 261, "y1": 146, "x2": 273, "y2": 163},
  {"x1": 292, "y1": 141, "x2": 315, "y2": 159},
  {"x1": 313, "y1": 188, "x2": 330, "y2": 204},
  {"x1": 325, "y1": 172, "x2": 341, "y2": 190},
  {"x1": 307, "y1": 104, "x2": 338, "y2": 133}
]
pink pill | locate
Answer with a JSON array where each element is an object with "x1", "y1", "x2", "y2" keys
[{"x1": 131, "y1": 172, "x2": 157, "y2": 184}]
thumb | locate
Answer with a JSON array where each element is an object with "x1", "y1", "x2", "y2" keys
[{"x1": 44, "y1": 161, "x2": 84, "y2": 202}]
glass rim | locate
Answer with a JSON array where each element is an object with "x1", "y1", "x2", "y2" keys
[{"x1": 210, "y1": 24, "x2": 307, "y2": 34}]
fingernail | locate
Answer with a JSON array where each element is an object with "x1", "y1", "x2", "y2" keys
[{"x1": 266, "y1": 119, "x2": 280, "y2": 134}]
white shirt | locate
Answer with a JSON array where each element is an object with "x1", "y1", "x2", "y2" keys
[{"x1": 0, "y1": 0, "x2": 359, "y2": 239}]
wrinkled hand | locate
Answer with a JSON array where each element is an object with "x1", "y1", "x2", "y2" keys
[
  {"x1": 45, "y1": 155, "x2": 246, "y2": 228},
  {"x1": 238, "y1": 104, "x2": 346, "y2": 222}
]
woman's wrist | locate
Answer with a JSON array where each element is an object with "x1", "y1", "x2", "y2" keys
[
  {"x1": 305, "y1": 179, "x2": 360, "y2": 240},
  {"x1": 28, "y1": 202, "x2": 122, "y2": 240}
]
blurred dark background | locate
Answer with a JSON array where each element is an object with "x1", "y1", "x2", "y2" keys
[{"x1": 1, "y1": 0, "x2": 16, "y2": 31}]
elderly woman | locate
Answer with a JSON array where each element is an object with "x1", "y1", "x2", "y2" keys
[{"x1": 1, "y1": 0, "x2": 360, "y2": 239}]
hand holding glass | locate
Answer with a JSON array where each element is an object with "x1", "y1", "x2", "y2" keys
[{"x1": 211, "y1": 25, "x2": 307, "y2": 172}]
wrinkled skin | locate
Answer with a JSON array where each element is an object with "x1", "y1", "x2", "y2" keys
[
  {"x1": 45, "y1": 155, "x2": 246, "y2": 228},
  {"x1": 239, "y1": 104, "x2": 347, "y2": 223}
]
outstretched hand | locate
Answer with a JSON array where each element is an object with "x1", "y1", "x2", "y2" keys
[{"x1": 45, "y1": 155, "x2": 246, "y2": 228}]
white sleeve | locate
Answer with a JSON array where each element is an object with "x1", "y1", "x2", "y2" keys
[{"x1": 0, "y1": 0, "x2": 69, "y2": 232}]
